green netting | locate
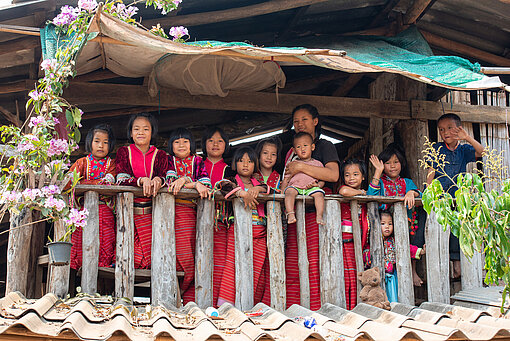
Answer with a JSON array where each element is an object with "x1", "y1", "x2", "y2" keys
[{"x1": 40, "y1": 24, "x2": 96, "y2": 61}]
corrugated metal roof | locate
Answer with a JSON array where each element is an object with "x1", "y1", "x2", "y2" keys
[{"x1": 1, "y1": 291, "x2": 510, "y2": 340}]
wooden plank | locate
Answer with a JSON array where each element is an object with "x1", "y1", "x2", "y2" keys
[
  {"x1": 332, "y1": 74, "x2": 363, "y2": 97},
  {"x1": 0, "y1": 80, "x2": 28, "y2": 95},
  {"x1": 295, "y1": 199, "x2": 310, "y2": 308},
  {"x1": 26, "y1": 215, "x2": 45, "y2": 298},
  {"x1": 115, "y1": 192, "x2": 134, "y2": 300},
  {"x1": 266, "y1": 201, "x2": 286, "y2": 311},
  {"x1": 47, "y1": 220, "x2": 70, "y2": 298},
  {"x1": 425, "y1": 211, "x2": 450, "y2": 303},
  {"x1": 0, "y1": 49, "x2": 35, "y2": 69},
  {"x1": 350, "y1": 201, "x2": 364, "y2": 303},
  {"x1": 403, "y1": 0, "x2": 434, "y2": 24},
  {"x1": 0, "y1": 105, "x2": 22, "y2": 127},
  {"x1": 367, "y1": 202, "x2": 385, "y2": 292},
  {"x1": 393, "y1": 202, "x2": 414, "y2": 305},
  {"x1": 195, "y1": 198, "x2": 214, "y2": 308},
  {"x1": 82, "y1": 191, "x2": 99, "y2": 295},
  {"x1": 152, "y1": 193, "x2": 178, "y2": 307},
  {"x1": 0, "y1": 36, "x2": 39, "y2": 56},
  {"x1": 320, "y1": 200, "x2": 345, "y2": 307},
  {"x1": 5, "y1": 207, "x2": 32, "y2": 295},
  {"x1": 233, "y1": 198, "x2": 254, "y2": 310},
  {"x1": 144, "y1": 0, "x2": 328, "y2": 27},
  {"x1": 460, "y1": 250, "x2": 483, "y2": 291}
]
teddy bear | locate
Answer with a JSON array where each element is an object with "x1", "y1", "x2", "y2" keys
[{"x1": 357, "y1": 267, "x2": 391, "y2": 310}]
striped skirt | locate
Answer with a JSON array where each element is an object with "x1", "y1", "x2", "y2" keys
[
  {"x1": 342, "y1": 231, "x2": 357, "y2": 310},
  {"x1": 70, "y1": 203, "x2": 116, "y2": 270},
  {"x1": 175, "y1": 202, "x2": 197, "y2": 305},
  {"x1": 285, "y1": 212, "x2": 321, "y2": 310},
  {"x1": 213, "y1": 222, "x2": 229, "y2": 307},
  {"x1": 133, "y1": 198, "x2": 152, "y2": 269},
  {"x1": 217, "y1": 223, "x2": 268, "y2": 306}
]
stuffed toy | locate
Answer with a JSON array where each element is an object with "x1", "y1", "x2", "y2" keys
[{"x1": 358, "y1": 267, "x2": 391, "y2": 310}]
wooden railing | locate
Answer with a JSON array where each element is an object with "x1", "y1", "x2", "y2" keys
[{"x1": 53, "y1": 185, "x2": 484, "y2": 310}]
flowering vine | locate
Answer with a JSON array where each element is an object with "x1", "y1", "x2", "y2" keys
[{"x1": 0, "y1": 0, "x2": 187, "y2": 241}]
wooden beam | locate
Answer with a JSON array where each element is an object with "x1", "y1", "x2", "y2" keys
[
  {"x1": 331, "y1": 74, "x2": 363, "y2": 97},
  {"x1": 0, "y1": 80, "x2": 28, "y2": 94},
  {"x1": 276, "y1": 5, "x2": 310, "y2": 43},
  {"x1": 420, "y1": 30, "x2": 510, "y2": 67},
  {"x1": 0, "y1": 105, "x2": 22, "y2": 127},
  {"x1": 368, "y1": 0, "x2": 400, "y2": 28},
  {"x1": 74, "y1": 70, "x2": 121, "y2": 82},
  {"x1": 83, "y1": 106, "x2": 174, "y2": 120},
  {"x1": 403, "y1": 0, "x2": 434, "y2": 25},
  {"x1": 0, "y1": 49, "x2": 35, "y2": 68},
  {"x1": 144, "y1": 0, "x2": 328, "y2": 28},
  {"x1": 0, "y1": 36, "x2": 39, "y2": 57}
]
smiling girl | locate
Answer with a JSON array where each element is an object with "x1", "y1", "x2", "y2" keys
[{"x1": 254, "y1": 137, "x2": 281, "y2": 191}]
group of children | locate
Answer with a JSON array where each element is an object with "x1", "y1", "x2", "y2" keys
[{"x1": 68, "y1": 108, "x2": 482, "y2": 309}]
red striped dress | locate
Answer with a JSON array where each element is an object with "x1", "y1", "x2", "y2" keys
[
  {"x1": 115, "y1": 145, "x2": 168, "y2": 269},
  {"x1": 167, "y1": 155, "x2": 211, "y2": 305},
  {"x1": 69, "y1": 154, "x2": 116, "y2": 270}
]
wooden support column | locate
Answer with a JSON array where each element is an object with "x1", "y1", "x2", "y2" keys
[
  {"x1": 152, "y1": 193, "x2": 178, "y2": 307},
  {"x1": 82, "y1": 191, "x2": 99, "y2": 294},
  {"x1": 233, "y1": 198, "x2": 254, "y2": 310},
  {"x1": 460, "y1": 250, "x2": 483, "y2": 290},
  {"x1": 47, "y1": 220, "x2": 70, "y2": 298},
  {"x1": 266, "y1": 201, "x2": 286, "y2": 311},
  {"x1": 6, "y1": 207, "x2": 32, "y2": 295},
  {"x1": 425, "y1": 211, "x2": 450, "y2": 303},
  {"x1": 295, "y1": 199, "x2": 310, "y2": 308},
  {"x1": 393, "y1": 202, "x2": 414, "y2": 305},
  {"x1": 26, "y1": 215, "x2": 45, "y2": 298},
  {"x1": 195, "y1": 198, "x2": 214, "y2": 308},
  {"x1": 115, "y1": 192, "x2": 134, "y2": 300},
  {"x1": 350, "y1": 201, "x2": 365, "y2": 303},
  {"x1": 367, "y1": 202, "x2": 385, "y2": 292},
  {"x1": 320, "y1": 200, "x2": 345, "y2": 307}
]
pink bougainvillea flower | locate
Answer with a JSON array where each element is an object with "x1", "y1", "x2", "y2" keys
[
  {"x1": 40, "y1": 58, "x2": 57, "y2": 71},
  {"x1": 22, "y1": 188, "x2": 42, "y2": 201},
  {"x1": 65, "y1": 208, "x2": 89, "y2": 228},
  {"x1": 47, "y1": 138, "x2": 69, "y2": 157},
  {"x1": 52, "y1": 5, "x2": 80, "y2": 26},
  {"x1": 172, "y1": 0, "x2": 182, "y2": 5},
  {"x1": 29, "y1": 116, "x2": 46, "y2": 128},
  {"x1": 28, "y1": 90, "x2": 43, "y2": 101},
  {"x1": 78, "y1": 0, "x2": 97, "y2": 12},
  {"x1": 169, "y1": 26, "x2": 188, "y2": 41}
]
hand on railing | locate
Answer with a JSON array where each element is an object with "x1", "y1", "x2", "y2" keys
[
  {"x1": 195, "y1": 182, "x2": 212, "y2": 200},
  {"x1": 139, "y1": 176, "x2": 163, "y2": 197},
  {"x1": 168, "y1": 177, "x2": 188, "y2": 195}
]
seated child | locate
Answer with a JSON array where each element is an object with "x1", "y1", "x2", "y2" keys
[{"x1": 282, "y1": 132, "x2": 325, "y2": 225}]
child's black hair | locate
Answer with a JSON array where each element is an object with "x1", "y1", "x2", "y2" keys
[
  {"x1": 438, "y1": 113, "x2": 462, "y2": 127},
  {"x1": 292, "y1": 131, "x2": 314, "y2": 146},
  {"x1": 340, "y1": 158, "x2": 367, "y2": 181},
  {"x1": 126, "y1": 112, "x2": 158, "y2": 144},
  {"x1": 378, "y1": 143, "x2": 407, "y2": 172},
  {"x1": 255, "y1": 136, "x2": 282, "y2": 162},
  {"x1": 201, "y1": 126, "x2": 230, "y2": 158},
  {"x1": 231, "y1": 146, "x2": 258, "y2": 173},
  {"x1": 168, "y1": 127, "x2": 196, "y2": 156},
  {"x1": 379, "y1": 208, "x2": 393, "y2": 219},
  {"x1": 289, "y1": 104, "x2": 322, "y2": 140},
  {"x1": 85, "y1": 123, "x2": 115, "y2": 154}
]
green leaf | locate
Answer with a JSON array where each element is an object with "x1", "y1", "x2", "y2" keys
[
  {"x1": 65, "y1": 109, "x2": 74, "y2": 126},
  {"x1": 73, "y1": 129, "x2": 81, "y2": 144}
]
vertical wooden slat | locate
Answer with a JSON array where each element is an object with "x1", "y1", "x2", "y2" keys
[
  {"x1": 320, "y1": 200, "x2": 345, "y2": 307},
  {"x1": 460, "y1": 250, "x2": 483, "y2": 290},
  {"x1": 295, "y1": 199, "x2": 310, "y2": 308},
  {"x1": 393, "y1": 202, "x2": 414, "y2": 305},
  {"x1": 350, "y1": 200, "x2": 364, "y2": 302},
  {"x1": 425, "y1": 211, "x2": 450, "y2": 303},
  {"x1": 6, "y1": 207, "x2": 32, "y2": 295},
  {"x1": 48, "y1": 219, "x2": 70, "y2": 298},
  {"x1": 233, "y1": 198, "x2": 254, "y2": 310},
  {"x1": 195, "y1": 198, "x2": 214, "y2": 308},
  {"x1": 152, "y1": 193, "x2": 178, "y2": 307},
  {"x1": 367, "y1": 202, "x2": 385, "y2": 292},
  {"x1": 82, "y1": 191, "x2": 99, "y2": 294},
  {"x1": 266, "y1": 201, "x2": 286, "y2": 311},
  {"x1": 115, "y1": 192, "x2": 134, "y2": 300}
]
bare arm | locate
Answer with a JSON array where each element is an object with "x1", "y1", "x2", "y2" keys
[
  {"x1": 339, "y1": 186, "x2": 365, "y2": 197},
  {"x1": 454, "y1": 126, "x2": 484, "y2": 158},
  {"x1": 426, "y1": 167, "x2": 435, "y2": 186},
  {"x1": 285, "y1": 161, "x2": 339, "y2": 183}
]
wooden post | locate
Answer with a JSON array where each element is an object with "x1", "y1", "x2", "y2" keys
[
  {"x1": 350, "y1": 200, "x2": 365, "y2": 303},
  {"x1": 233, "y1": 198, "x2": 254, "y2": 310},
  {"x1": 425, "y1": 211, "x2": 450, "y2": 303},
  {"x1": 195, "y1": 198, "x2": 214, "y2": 308},
  {"x1": 152, "y1": 193, "x2": 178, "y2": 307},
  {"x1": 460, "y1": 250, "x2": 483, "y2": 290},
  {"x1": 367, "y1": 202, "x2": 385, "y2": 291},
  {"x1": 115, "y1": 192, "x2": 134, "y2": 300},
  {"x1": 47, "y1": 220, "x2": 70, "y2": 298},
  {"x1": 6, "y1": 207, "x2": 32, "y2": 295},
  {"x1": 393, "y1": 202, "x2": 414, "y2": 305},
  {"x1": 295, "y1": 199, "x2": 310, "y2": 308},
  {"x1": 320, "y1": 200, "x2": 345, "y2": 307},
  {"x1": 266, "y1": 201, "x2": 286, "y2": 311},
  {"x1": 26, "y1": 215, "x2": 46, "y2": 298},
  {"x1": 82, "y1": 191, "x2": 99, "y2": 294}
]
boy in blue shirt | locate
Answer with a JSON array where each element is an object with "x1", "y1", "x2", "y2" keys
[{"x1": 426, "y1": 113, "x2": 484, "y2": 279}]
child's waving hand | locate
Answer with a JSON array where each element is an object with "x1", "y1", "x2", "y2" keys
[
  {"x1": 451, "y1": 125, "x2": 468, "y2": 140},
  {"x1": 369, "y1": 154, "x2": 384, "y2": 173}
]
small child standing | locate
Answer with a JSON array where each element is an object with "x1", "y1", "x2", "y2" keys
[
  {"x1": 282, "y1": 132, "x2": 325, "y2": 225},
  {"x1": 338, "y1": 159, "x2": 370, "y2": 310},
  {"x1": 427, "y1": 113, "x2": 484, "y2": 279},
  {"x1": 69, "y1": 124, "x2": 116, "y2": 270},
  {"x1": 254, "y1": 137, "x2": 281, "y2": 191}
]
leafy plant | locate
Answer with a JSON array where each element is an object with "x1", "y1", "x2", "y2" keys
[{"x1": 420, "y1": 137, "x2": 510, "y2": 312}]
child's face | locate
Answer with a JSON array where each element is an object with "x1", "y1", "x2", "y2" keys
[
  {"x1": 293, "y1": 136, "x2": 314, "y2": 160},
  {"x1": 91, "y1": 131, "x2": 109, "y2": 159},
  {"x1": 381, "y1": 213, "x2": 393, "y2": 237},
  {"x1": 383, "y1": 154, "x2": 401, "y2": 180},
  {"x1": 259, "y1": 143, "x2": 277, "y2": 171},
  {"x1": 438, "y1": 118, "x2": 460, "y2": 146},
  {"x1": 131, "y1": 117, "x2": 152, "y2": 147},
  {"x1": 236, "y1": 153, "x2": 255, "y2": 177},
  {"x1": 173, "y1": 138, "x2": 191, "y2": 159},
  {"x1": 343, "y1": 164, "x2": 364, "y2": 189},
  {"x1": 205, "y1": 131, "x2": 225, "y2": 159}
]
